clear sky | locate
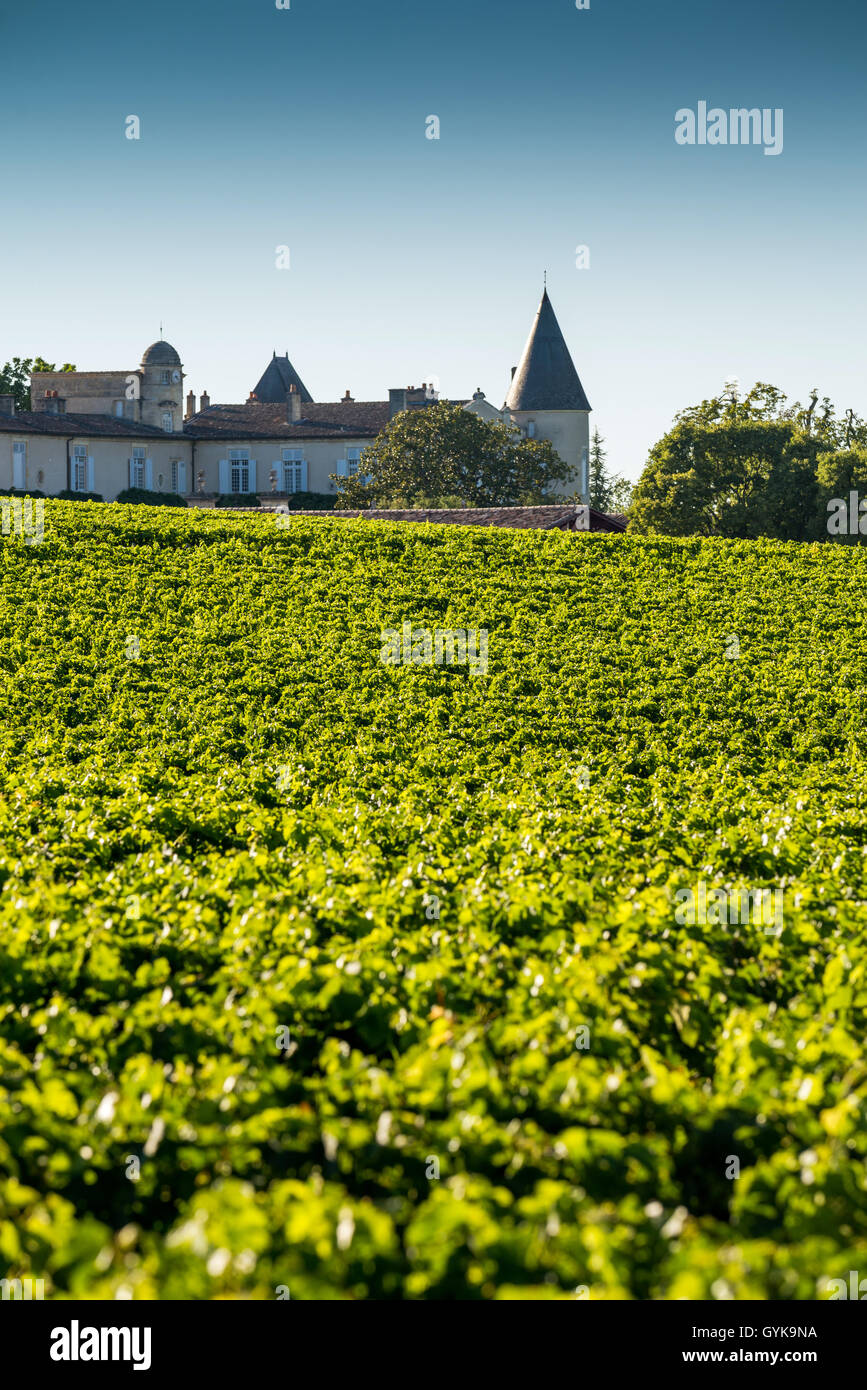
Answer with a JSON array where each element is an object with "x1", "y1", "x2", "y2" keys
[{"x1": 2, "y1": 0, "x2": 865, "y2": 481}]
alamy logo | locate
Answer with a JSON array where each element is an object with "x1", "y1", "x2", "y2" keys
[
  {"x1": 1, "y1": 496, "x2": 44, "y2": 545},
  {"x1": 675, "y1": 880, "x2": 784, "y2": 935},
  {"x1": 827, "y1": 492, "x2": 867, "y2": 536},
  {"x1": 675, "y1": 102, "x2": 783, "y2": 157},
  {"x1": 1, "y1": 1277, "x2": 45, "y2": 1299},
  {"x1": 825, "y1": 1271, "x2": 867, "y2": 1299},
  {"x1": 50, "y1": 1320, "x2": 152, "y2": 1371},
  {"x1": 381, "y1": 621, "x2": 488, "y2": 676}
]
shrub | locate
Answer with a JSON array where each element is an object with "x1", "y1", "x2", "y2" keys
[
  {"x1": 114, "y1": 487, "x2": 188, "y2": 508},
  {"x1": 279, "y1": 491, "x2": 337, "y2": 510},
  {"x1": 215, "y1": 493, "x2": 260, "y2": 508},
  {"x1": 54, "y1": 489, "x2": 103, "y2": 502}
]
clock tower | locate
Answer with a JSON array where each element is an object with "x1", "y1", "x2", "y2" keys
[{"x1": 139, "y1": 340, "x2": 183, "y2": 433}]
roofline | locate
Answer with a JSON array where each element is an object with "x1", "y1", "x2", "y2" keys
[
  {"x1": 504, "y1": 406, "x2": 592, "y2": 414},
  {"x1": 180, "y1": 429, "x2": 384, "y2": 440},
  {"x1": 0, "y1": 422, "x2": 186, "y2": 439},
  {"x1": 256, "y1": 504, "x2": 627, "y2": 531}
]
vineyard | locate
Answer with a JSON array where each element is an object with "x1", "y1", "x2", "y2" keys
[{"x1": 1, "y1": 500, "x2": 865, "y2": 1299}]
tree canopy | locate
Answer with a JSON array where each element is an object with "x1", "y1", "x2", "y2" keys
[
  {"x1": 588, "y1": 427, "x2": 633, "y2": 514},
  {"x1": 630, "y1": 382, "x2": 867, "y2": 541},
  {"x1": 331, "y1": 400, "x2": 571, "y2": 508},
  {"x1": 0, "y1": 357, "x2": 76, "y2": 412}
]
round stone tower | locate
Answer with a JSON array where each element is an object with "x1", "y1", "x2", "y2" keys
[
  {"x1": 504, "y1": 291, "x2": 591, "y2": 501},
  {"x1": 139, "y1": 341, "x2": 184, "y2": 433}
]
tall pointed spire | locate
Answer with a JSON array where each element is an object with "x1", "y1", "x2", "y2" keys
[{"x1": 505, "y1": 290, "x2": 591, "y2": 412}]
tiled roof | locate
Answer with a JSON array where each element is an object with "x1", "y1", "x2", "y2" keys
[
  {"x1": 185, "y1": 401, "x2": 393, "y2": 439},
  {"x1": 0, "y1": 411, "x2": 179, "y2": 438},
  {"x1": 264, "y1": 505, "x2": 626, "y2": 532}
]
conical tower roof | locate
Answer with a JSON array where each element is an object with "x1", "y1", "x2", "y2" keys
[
  {"x1": 505, "y1": 291, "x2": 591, "y2": 412},
  {"x1": 251, "y1": 352, "x2": 313, "y2": 404}
]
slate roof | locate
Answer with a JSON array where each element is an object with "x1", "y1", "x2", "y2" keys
[
  {"x1": 0, "y1": 411, "x2": 181, "y2": 438},
  {"x1": 141, "y1": 341, "x2": 182, "y2": 366},
  {"x1": 251, "y1": 354, "x2": 313, "y2": 404},
  {"x1": 505, "y1": 291, "x2": 591, "y2": 413},
  {"x1": 263, "y1": 505, "x2": 626, "y2": 532},
  {"x1": 185, "y1": 401, "x2": 393, "y2": 440}
]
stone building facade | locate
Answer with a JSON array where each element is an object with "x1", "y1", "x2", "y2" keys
[{"x1": 0, "y1": 292, "x2": 592, "y2": 503}]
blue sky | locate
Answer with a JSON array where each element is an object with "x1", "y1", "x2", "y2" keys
[{"x1": 1, "y1": 0, "x2": 865, "y2": 480}]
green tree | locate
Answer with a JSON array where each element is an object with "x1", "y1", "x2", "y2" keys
[
  {"x1": 608, "y1": 475, "x2": 634, "y2": 514},
  {"x1": 586, "y1": 427, "x2": 633, "y2": 513},
  {"x1": 331, "y1": 401, "x2": 571, "y2": 508},
  {"x1": 629, "y1": 381, "x2": 857, "y2": 540},
  {"x1": 0, "y1": 357, "x2": 76, "y2": 412},
  {"x1": 815, "y1": 446, "x2": 867, "y2": 544},
  {"x1": 588, "y1": 427, "x2": 608, "y2": 507}
]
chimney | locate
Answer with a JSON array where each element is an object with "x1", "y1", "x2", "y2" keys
[
  {"x1": 287, "y1": 384, "x2": 302, "y2": 423},
  {"x1": 0, "y1": 395, "x2": 15, "y2": 417},
  {"x1": 389, "y1": 388, "x2": 407, "y2": 419},
  {"x1": 186, "y1": 390, "x2": 196, "y2": 418},
  {"x1": 342, "y1": 389, "x2": 354, "y2": 403},
  {"x1": 200, "y1": 390, "x2": 210, "y2": 410}
]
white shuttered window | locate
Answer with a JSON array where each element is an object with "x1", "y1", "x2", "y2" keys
[
  {"x1": 281, "y1": 449, "x2": 307, "y2": 494},
  {"x1": 129, "y1": 447, "x2": 146, "y2": 489},
  {"x1": 72, "y1": 446, "x2": 88, "y2": 492},
  {"x1": 228, "y1": 449, "x2": 255, "y2": 494},
  {"x1": 12, "y1": 442, "x2": 26, "y2": 490}
]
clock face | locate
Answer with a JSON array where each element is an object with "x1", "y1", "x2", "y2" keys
[{"x1": 171, "y1": 370, "x2": 181, "y2": 383}]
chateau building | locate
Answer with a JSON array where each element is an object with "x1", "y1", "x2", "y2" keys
[{"x1": 0, "y1": 292, "x2": 591, "y2": 503}]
